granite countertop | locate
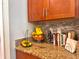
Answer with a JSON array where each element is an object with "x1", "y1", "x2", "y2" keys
[{"x1": 16, "y1": 39, "x2": 79, "y2": 59}]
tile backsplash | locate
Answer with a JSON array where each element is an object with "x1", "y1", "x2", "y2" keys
[{"x1": 33, "y1": 19, "x2": 79, "y2": 39}]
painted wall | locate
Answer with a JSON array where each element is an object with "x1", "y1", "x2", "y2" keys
[
  {"x1": 9, "y1": 0, "x2": 34, "y2": 39},
  {"x1": 0, "y1": 0, "x2": 5, "y2": 59},
  {"x1": 9, "y1": 0, "x2": 34, "y2": 59},
  {"x1": 2, "y1": 0, "x2": 10, "y2": 59},
  {"x1": 9, "y1": 0, "x2": 79, "y2": 59}
]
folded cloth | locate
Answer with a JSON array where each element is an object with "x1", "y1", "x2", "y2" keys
[{"x1": 65, "y1": 38, "x2": 78, "y2": 53}]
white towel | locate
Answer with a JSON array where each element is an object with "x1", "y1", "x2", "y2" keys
[{"x1": 65, "y1": 38, "x2": 78, "y2": 53}]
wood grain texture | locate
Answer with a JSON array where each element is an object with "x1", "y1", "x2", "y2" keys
[
  {"x1": 46, "y1": 0, "x2": 75, "y2": 20},
  {"x1": 28, "y1": 0, "x2": 44, "y2": 21},
  {"x1": 16, "y1": 50, "x2": 41, "y2": 59},
  {"x1": 28, "y1": 0, "x2": 32, "y2": 21},
  {"x1": 28, "y1": 0, "x2": 79, "y2": 22},
  {"x1": 76, "y1": 0, "x2": 79, "y2": 17}
]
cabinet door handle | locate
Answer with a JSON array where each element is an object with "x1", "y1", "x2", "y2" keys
[
  {"x1": 43, "y1": 8, "x2": 44, "y2": 17},
  {"x1": 46, "y1": 8, "x2": 47, "y2": 16}
]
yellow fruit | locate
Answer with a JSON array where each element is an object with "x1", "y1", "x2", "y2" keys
[
  {"x1": 21, "y1": 40, "x2": 27, "y2": 47},
  {"x1": 34, "y1": 35, "x2": 38, "y2": 39},
  {"x1": 36, "y1": 30, "x2": 42, "y2": 34},
  {"x1": 26, "y1": 44, "x2": 29, "y2": 47},
  {"x1": 21, "y1": 40, "x2": 32, "y2": 47},
  {"x1": 29, "y1": 43, "x2": 32, "y2": 46},
  {"x1": 32, "y1": 32, "x2": 36, "y2": 35},
  {"x1": 36, "y1": 27, "x2": 42, "y2": 33},
  {"x1": 38, "y1": 35, "x2": 43, "y2": 40},
  {"x1": 22, "y1": 43, "x2": 27, "y2": 47},
  {"x1": 35, "y1": 35, "x2": 38, "y2": 37}
]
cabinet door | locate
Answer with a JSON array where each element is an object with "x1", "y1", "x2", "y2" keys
[
  {"x1": 16, "y1": 50, "x2": 26, "y2": 59},
  {"x1": 16, "y1": 50, "x2": 40, "y2": 59},
  {"x1": 28, "y1": 0, "x2": 44, "y2": 21},
  {"x1": 46, "y1": 0, "x2": 75, "y2": 20}
]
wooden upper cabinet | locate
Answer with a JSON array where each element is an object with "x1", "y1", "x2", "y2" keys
[
  {"x1": 28, "y1": 0, "x2": 44, "y2": 21},
  {"x1": 28, "y1": 0, "x2": 79, "y2": 21},
  {"x1": 46, "y1": 0, "x2": 75, "y2": 20}
]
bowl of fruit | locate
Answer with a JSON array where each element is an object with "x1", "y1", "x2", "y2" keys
[{"x1": 32, "y1": 26, "x2": 44, "y2": 42}]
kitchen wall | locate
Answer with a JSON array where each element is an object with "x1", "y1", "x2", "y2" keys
[
  {"x1": 33, "y1": 19, "x2": 79, "y2": 38},
  {"x1": 9, "y1": 0, "x2": 34, "y2": 39},
  {"x1": 9, "y1": 0, "x2": 79, "y2": 59},
  {"x1": 9, "y1": 0, "x2": 34, "y2": 59}
]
